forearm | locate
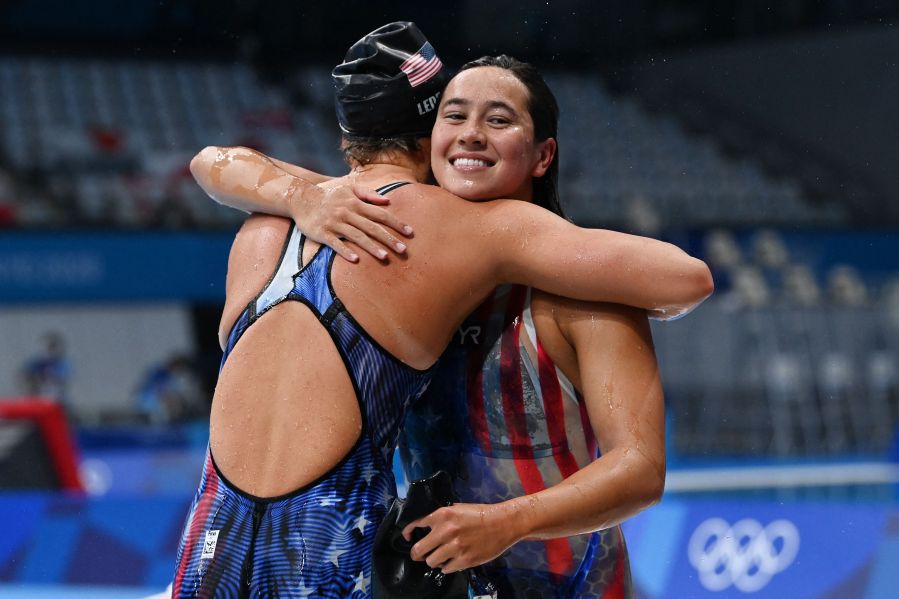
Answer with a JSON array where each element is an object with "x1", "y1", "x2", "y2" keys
[
  {"x1": 268, "y1": 155, "x2": 332, "y2": 184},
  {"x1": 599, "y1": 233, "x2": 714, "y2": 320},
  {"x1": 493, "y1": 203, "x2": 714, "y2": 318},
  {"x1": 501, "y1": 448, "x2": 664, "y2": 541},
  {"x1": 189, "y1": 146, "x2": 318, "y2": 218}
]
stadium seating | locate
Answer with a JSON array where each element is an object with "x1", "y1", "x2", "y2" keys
[{"x1": 1, "y1": 55, "x2": 895, "y2": 459}]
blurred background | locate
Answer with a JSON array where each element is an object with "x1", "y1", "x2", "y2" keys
[{"x1": 0, "y1": 1, "x2": 897, "y2": 597}]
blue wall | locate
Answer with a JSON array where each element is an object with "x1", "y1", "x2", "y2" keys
[
  {"x1": 0, "y1": 232, "x2": 233, "y2": 303},
  {"x1": 3, "y1": 229, "x2": 897, "y2": 304}
]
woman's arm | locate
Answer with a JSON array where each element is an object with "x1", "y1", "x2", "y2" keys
[
  {"x1": 488, "y1": 200, "x2": 714, "y2": 319},
  {"x1": 404, "y1": 301, "x2": 665, "y2": 572},
  {"x1": 358, "y1": 185, "x2": 713, "y2": 318},
  {"x1": 189, "y1": 146, "x2": 413, "y2": 262}
]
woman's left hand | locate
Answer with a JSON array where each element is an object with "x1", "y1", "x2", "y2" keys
[{"x1": 401, "y1": 502, "x2": 521, "y2": 573}]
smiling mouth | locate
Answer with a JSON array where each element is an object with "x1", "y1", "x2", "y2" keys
[{"x1": 451, "y1": 157, "x2": 494, "y2": 168}]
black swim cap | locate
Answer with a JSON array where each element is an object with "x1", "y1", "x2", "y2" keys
[{"x1": 333, "y1": 22, "x2": 450, "y2": 139}]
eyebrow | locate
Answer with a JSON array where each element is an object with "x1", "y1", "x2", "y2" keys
[{"x1": 443, "y1": 98, "x2": 518, "y2": 113}]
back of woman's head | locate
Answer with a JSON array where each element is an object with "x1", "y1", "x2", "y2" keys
[{"x1": 459, "y1": 55, "x2": 564, "y2": 218}]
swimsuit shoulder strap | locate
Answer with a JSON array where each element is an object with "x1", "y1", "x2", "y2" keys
[{"x1": 374, "y1": 181, "x2": 411, "y2": 195}]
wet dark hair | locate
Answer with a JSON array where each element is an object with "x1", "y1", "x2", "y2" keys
[
  {"x1": 342, "y1": 135, "x2": 423, "y2": 167},
  {"x1": 458, "y1": 55, "x2": 564, "y2": 218}
]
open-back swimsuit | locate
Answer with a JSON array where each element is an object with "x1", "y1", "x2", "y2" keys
[{"x1": 173, "y1": 182, "x2": 432, "y2": 598}]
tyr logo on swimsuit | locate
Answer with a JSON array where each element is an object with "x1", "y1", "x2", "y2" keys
[{"x1": 458, "y1": 325, "x2": 481, "y2": 345}]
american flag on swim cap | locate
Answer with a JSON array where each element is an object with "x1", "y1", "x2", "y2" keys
[{"x1": 400, "y1": 42, "x2": 443, "y2": 87}]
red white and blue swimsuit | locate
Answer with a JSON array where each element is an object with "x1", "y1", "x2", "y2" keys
[{"x1": 399, "y1": 285, "x2": 633, "y2": 598}]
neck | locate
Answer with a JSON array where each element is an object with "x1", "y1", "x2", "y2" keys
[
  {"x1": 351, "y1": 163, "x2": 416, "y2": 182},
  {"x1": 351, "y1": 152, "x2": 430, "y2": 183}
]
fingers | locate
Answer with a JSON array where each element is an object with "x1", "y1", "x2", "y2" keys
[
  {"x1": 313, "y1": 185, "x2": 414, "y2": 262},
  {"x1": 402, "y1": 514, "x2": 473, "y2": 574},
  {"x1": 401, "y1": 520, "x2": 421, "y2": 542},
  {"x1": 358, "y1": 203, "x2": 414, "y2": 238},
  {"x1": 349, "y1": 212, "x2": 408, "y2": 254},
  {"x1": 325, "y1": 236, "x2": 359, "y2": 263},
  {"x1": 438, "y1": 556, "x2": 467, "y2": 575},
  {"x1": 352, "y1": 184, "x2": 389, "y2": 205},
  {"x1": 408, "y1": 530, "x2": 442, "y2": 562},
  {"x1": 422, "y1": 542, "x2": 457, "y2": 570},
  {"x1": 336, "y1": 225, "x2": 390, "y2": 261}
]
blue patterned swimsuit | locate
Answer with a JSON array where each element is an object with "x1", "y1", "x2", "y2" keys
[{"x1": 173, "y1": 182, "x2": 432, "y2": 598}]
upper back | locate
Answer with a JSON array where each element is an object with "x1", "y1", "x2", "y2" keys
[
  {"x1": 326, "y1": 179, "x2": 503, "y2": 368},
  {"x1": 221, "y1": 176, "x2": 505, "y2": 370}
]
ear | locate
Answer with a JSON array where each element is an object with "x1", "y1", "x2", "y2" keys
[{"x1": 531, "y1": 137, "x2": 557, "y2": 178}]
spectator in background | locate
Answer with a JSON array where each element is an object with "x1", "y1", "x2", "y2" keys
[
  {"x1": 134, "y1": 354, "x2": 203, "y2": 424},
  {"x1": 20, "y1": 332, "x2": 72, "y2": 405}
]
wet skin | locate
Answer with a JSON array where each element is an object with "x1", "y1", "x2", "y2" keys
[{"x1": 430, "y1": 66, "x2": 555, "y2": 204}]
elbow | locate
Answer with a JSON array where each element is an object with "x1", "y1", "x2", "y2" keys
[
  {"x1": 189, "y1": 146, "x2": 218, "y2": 184},
  {"x1": 658, "y1": 257, "x2": 714, "y2": 321},
  {"x1": 641, "y1": 467, "x2": 666, "y2": 509},
  {"x1": 190, "y1": 146, "x2": 232, "y2": 205},
  {"x1": 632, "y1": 239, "x2": 714, "y2": 319},
  {"x1": 627, "y1": 450, "x2": 666, "y2": 510},
  {"x1": 634, "y1": 466, "x2": 665, "y2": 510},
  {"x1": 189, "y1": 147, "x2": 210, "y2": 186},
  {"x1": 689, "y1": 258, "x2": 715, "y2": 306}
]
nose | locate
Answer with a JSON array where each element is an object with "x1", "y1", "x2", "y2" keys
[{"x1": 458, "y1": 121, "x2": 486, "y2": 146}]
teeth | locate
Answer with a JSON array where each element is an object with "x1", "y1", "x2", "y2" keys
[{"x1": 453, "y1": 158, "x2": 490, "y2": 168}]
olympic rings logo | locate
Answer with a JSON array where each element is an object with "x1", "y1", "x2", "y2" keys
[{"x1": 688, "y1": 517, "x2": 800, "y2": 593}]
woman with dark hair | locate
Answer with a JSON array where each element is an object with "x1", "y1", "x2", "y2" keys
[
  {"x1": 455, "y1": 55, "x2": 565, "y2": 216},
  {"x1": 393, "y1": 55, "x2": 658, "y2": 598},
  {"x1": 193, "y1": 42, "x2": 704, "y2": 597}
]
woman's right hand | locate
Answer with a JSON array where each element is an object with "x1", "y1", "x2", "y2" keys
[
  {"x1": 190, "y1": 145, "x2": 414, "y2": 264},
  {"x1": 289, "y1": 182, "x2": 414, "y2": 263}
]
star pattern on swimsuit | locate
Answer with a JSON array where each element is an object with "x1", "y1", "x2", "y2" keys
[
  {"x1": 326, "y1": 546, "x2": 348, "y2": 568},
  {"x1": 353, "y1": 570, "x2": 371, "y2": 595},
  {"x1": 353, "y1": 514, "x2": 370, "y2": 534},
  {"x1": 377, "y1": 485, "x2": 394, "y2": 507},
  {"x1": 296, "y1": 581, "x2": 318, "y2": 598},
  {"x1": 318, "y1": 492, "x2": 340, "y2": 507},
  {"x1": 360, "y1": 461, "x2": 377, "y2": 485}
]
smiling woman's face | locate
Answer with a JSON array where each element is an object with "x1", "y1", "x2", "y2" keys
[{"x1": 430, "y1": 66, "x2": 555, "y2": 202}]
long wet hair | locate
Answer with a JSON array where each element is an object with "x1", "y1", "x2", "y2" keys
[{"x1": 458, "y1": 55, "x2": 565, "y2": 219}]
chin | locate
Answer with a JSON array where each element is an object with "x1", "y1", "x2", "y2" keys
[
  {"x1": 438, "y1": 179, "x2": 494, "y2": 201},
  {"x1": 448, "y1": 186, "x2": 494, "y2": 202}
]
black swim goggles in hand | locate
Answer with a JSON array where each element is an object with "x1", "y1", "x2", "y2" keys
[{"x1": 371, "y1": 470, "x2": 497, "y2": 599}]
